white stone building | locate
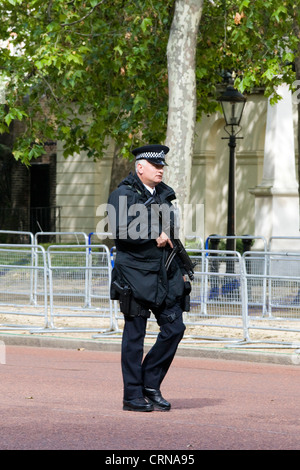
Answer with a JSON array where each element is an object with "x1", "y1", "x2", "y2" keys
[{"x1": 56, "y1": 87, "x2": 299, "y2": 248}]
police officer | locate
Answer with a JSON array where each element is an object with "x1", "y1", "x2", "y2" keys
[{"x1": 108, "y1": 144, "x2": 187, "y2": 412}]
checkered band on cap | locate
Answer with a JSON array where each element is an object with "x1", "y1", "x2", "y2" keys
[{"x1": 136, "y1": 150, "x2": 165, "y2": 160}]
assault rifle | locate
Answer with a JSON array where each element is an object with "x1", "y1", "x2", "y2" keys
[
  {"x1": 144, "y1": 196, "x2": 196, "y2": 281},
  {"x1": 165, "y1": 237, "x2": 195, "y2": 281}
]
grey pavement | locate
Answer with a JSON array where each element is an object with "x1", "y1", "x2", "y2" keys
[{"x1": 0, "y1": 330, "x2": 298, "y2": 366}]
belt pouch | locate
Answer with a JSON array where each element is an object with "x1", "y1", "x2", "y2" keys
[{"x1": 119, "y1": 285, "x2": 132, "y2": 316}]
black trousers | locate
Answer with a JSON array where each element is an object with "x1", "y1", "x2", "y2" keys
[{"x1": 121, "y1": 301, "x2": 186, "y2": 401}]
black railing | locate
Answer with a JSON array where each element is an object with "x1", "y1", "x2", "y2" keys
[{"x1": 0, "y1": 206, "x2": 61, "y2": 242}]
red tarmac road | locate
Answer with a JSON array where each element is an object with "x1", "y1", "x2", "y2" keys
[{"x1": 0, "y1": 345, "x2": 299, "y2": 451}]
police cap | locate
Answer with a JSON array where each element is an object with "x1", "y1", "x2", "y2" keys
[{"x1": 132, "y1": 144, "x2": 169, "y2": 166}]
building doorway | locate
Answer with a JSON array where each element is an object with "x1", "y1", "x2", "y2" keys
[{"x1": 30, "y1": 163, "x2": 51, "y2": 233}]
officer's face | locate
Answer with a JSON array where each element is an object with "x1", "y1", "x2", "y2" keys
[{"x1": 137, "y1": 161, "x2": 164, "y2": 188}]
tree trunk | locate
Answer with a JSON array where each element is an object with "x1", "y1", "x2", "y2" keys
[
  {"x1": 295, "y1": 59, "x2": 300, "y2": 205},
  {"x1": 165, "y1": 0, "x2": 204, "y2": 238},
  {"x1": 292, "y1": 13, "x2": 300, "y2": 204}
]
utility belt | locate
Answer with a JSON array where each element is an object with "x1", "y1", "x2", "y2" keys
[
  {"x1": 111, "y1": 279, "x2": 191, "y2": 321},
  {"x1": 111, "y1": 280, "x2": 151, "y2": 319}
]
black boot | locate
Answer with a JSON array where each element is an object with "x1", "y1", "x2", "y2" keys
[
  {"x1": 143, "y1": 387, "x2": 171, "y2": 411},
  {"x1": 123, "y1": 397, "x2": 154, "y2": 412}
]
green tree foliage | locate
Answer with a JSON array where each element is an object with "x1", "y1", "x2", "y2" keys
[
  {"x1": 196, "y1": 0, "x2": 298, "y2": 115},
  {"x1": 0, "y1": 0, "x2": 299, "y2": 164},
  {"x1": 0, "y1": 0, "x2": 174, "y2": 162}
]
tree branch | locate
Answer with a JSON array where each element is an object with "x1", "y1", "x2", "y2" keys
[
  {"x1": 36, "y1": 70, "x2": 59, "y2": 104},
  {"x1": 60, "y1": 1, "x2": 105, "y2": 27}
]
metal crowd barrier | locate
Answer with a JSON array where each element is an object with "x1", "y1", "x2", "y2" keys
[
  {"x1": 0, "y1": 244, "x2": 48, "y2": 330},
  {"x1": 268, "y1": 236, "x2": 300, "y2": 252},
  {"x1": 34, "y1": 231, "x2": 89, "y2": 245},
  {"x1": 0, "y1": 231, "x2": 299, "y2": 347},
  {"x1": 40, "y1": 244, "x2": 118, "y2": 334},
  {"x1": 243, "y1": 251, "x2": 300, "y2": 344},
  {"x1": 182, "y1": 249, "x2": 249, "y2": 343},
  {"x1": 0, "y1": 230, "x2": 34, "y2": 244},
  {"x1": 205, "y1": 234, "x2": 267, "y2": 251},
  {"x1": 109, "y1": 248, "x2": 249, "y2": 343}
]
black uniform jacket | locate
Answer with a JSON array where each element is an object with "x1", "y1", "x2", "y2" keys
[{"x1": 108, "y1": 172, "x2": 185, "y2": 310}]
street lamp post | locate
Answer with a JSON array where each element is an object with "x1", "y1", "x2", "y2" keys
[{"x1": 218, "y1": 85, "x2": 247, "y2": 271}]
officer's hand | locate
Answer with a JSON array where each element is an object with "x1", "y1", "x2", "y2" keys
[{"x1": 156, "y1": 232, "x2": 173, "y2": 248}]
